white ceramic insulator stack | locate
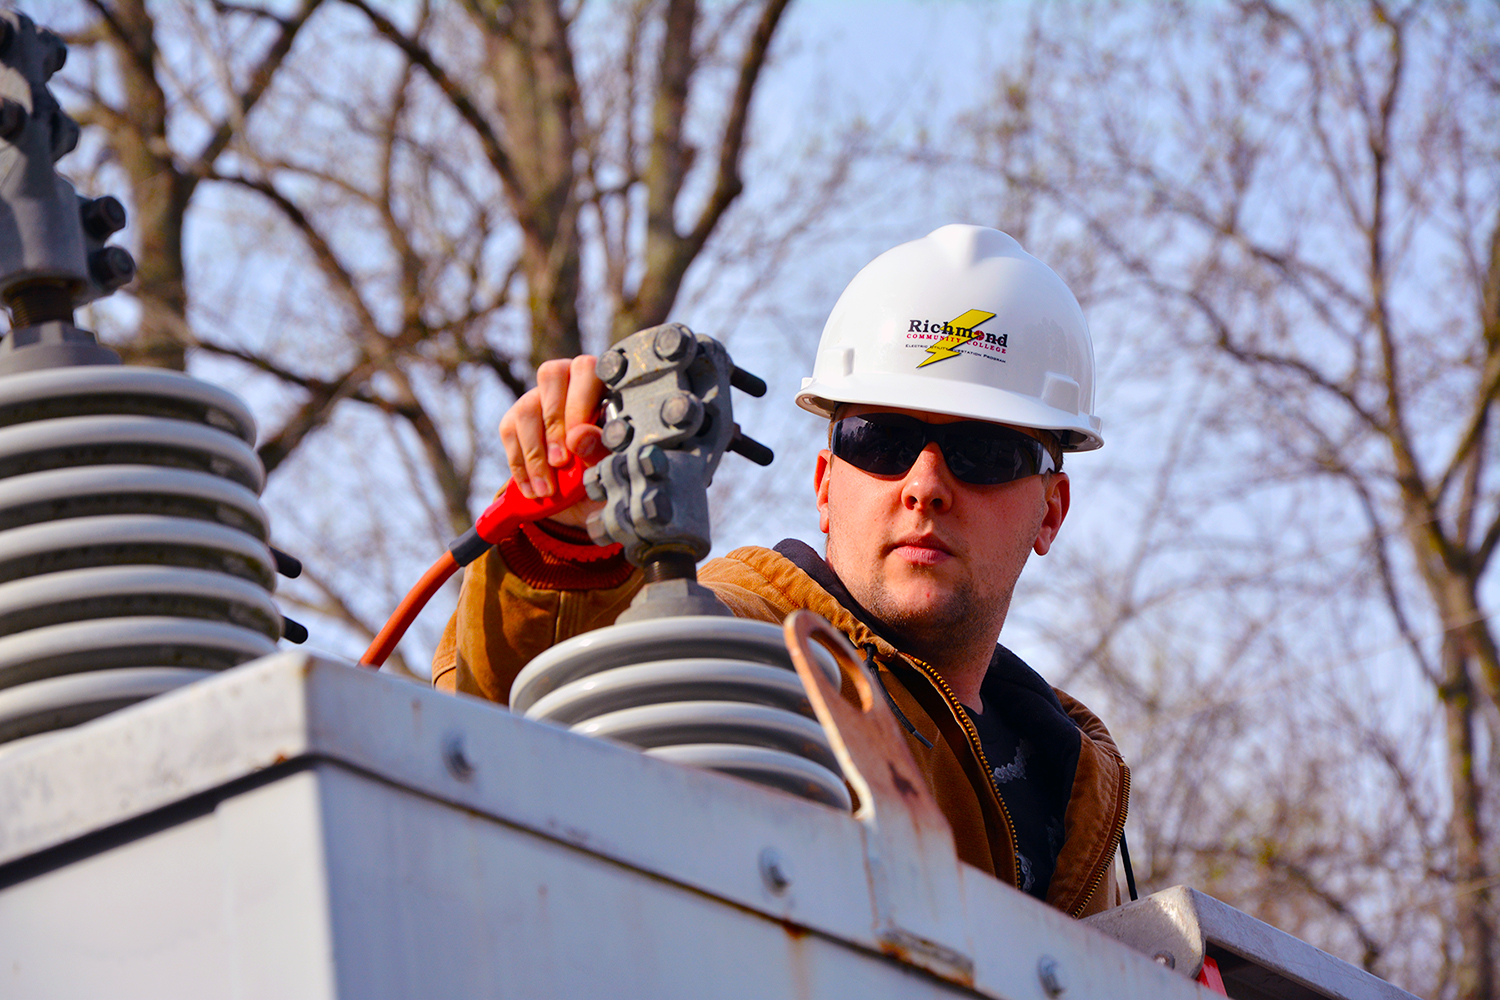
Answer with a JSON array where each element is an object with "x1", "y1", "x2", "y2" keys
[
  {"x1": 511, "y1": 616, "x2": 852, "y2": 810},
  {"x1": 0, "y1": 367, "x2": 280, "y2": 745}
]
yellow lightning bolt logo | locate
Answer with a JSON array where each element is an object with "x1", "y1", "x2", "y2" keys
[{"x1": 916, "y1": 309, "x2": 996, "y2": 368}]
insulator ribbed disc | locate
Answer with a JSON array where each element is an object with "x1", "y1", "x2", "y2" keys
[
  {"x1": 0, "y1": 465, "x2": 268, "y2": 537},
  {"x1": 0, "y1": 415, "x2": 264, "y2": 491},
  {"x1": 0, "y1": 565, "x2": 282, "y2": 642},
  {"x1": 513, "y1": 615, "x2": 849, "y2": 810},
  {"x1": 0, "y1": 667, "x2": 213, "y2": 746},
  {"x1": 647, "y1": 744, "x2": 852, "y2": 811},
  {"x1": 0, "y1": 366, "x2": 256, "y2": 443},
  {"x1": 0, "y1": 515, "x2": 276, "y2": 589},
  {"x1": 0, "y1": 365, "x2": 282, "y2": 745},
  {"x1": 524, "y1": 658, "x2": 811, "y2": 725},
  {"x1": 0, "y1": 616, "x2": 277, "y2": 690}
]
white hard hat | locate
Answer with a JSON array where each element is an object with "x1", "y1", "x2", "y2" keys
[{"x1": 796, "y1": 224, "x2": 1103, "y2": 451}]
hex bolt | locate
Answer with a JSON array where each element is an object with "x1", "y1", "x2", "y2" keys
[
  {"x1": 38, "y1": 28, "x2": 67, "y2": 77},
  {"x1": 89, "y1": 246, "x2": 136, "y2": 290},
  {"x1": 659, "y1": 391, "x2": 701, "y2": 430},
  {"x1": 585, "y1": 510, "x2": 612, "y2": 547},
  {"x1": 601, "y1": 416, "x2": 633, "y2": 452},
  {"x1": 1037, "y1": 956, "x2": 1065, "y2": 997},
  {"x1": 0, "y1": 99, "x2": 26, "y2": 142},
  {"x1": 637, "y1": 444, "x2": 665, "y2": 478},
  {"x1": 653, "y1": 324, "x2": 692, "y2": 361},
  {"x1": 758, "y1": 847, "x2": 791, "y2": 894},
  {"x1": 442, "y1": 734, "x2": 474, "y2": 780},
  {"x1": 584, "y1": 474, "x2": 606, "y2": 502},
  {"x1": 596, "y1": 349, "x2": 627, "y2": 385},
  {"x1": 640, "y1": 487, "x2": 672, "y2": 524},
  {"x1": 50, "y1": 110, "x2": 80, "y2": 160},
  {"x1": 81, "y1": 196, "x2": 128, "y2": 239}
]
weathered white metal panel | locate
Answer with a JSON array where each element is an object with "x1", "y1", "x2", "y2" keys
[
  {"x1": 1, "y1": 770, "x2": 337, "y2": 999},
  {"x1": 0, "y1": 652, "x2": 1208, "y2": 1000}
]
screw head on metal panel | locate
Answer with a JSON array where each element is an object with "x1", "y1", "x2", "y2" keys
[
  {"x1": 759, "y1": 847, "x2": 791, "y2": 893},
  {"x1": 596, "y1": 349, "x2": 627, "y2": 385},
  {"x1": 1037, "y1": 956, "x2": 1065, "y2": 997},
  {"x1": 81, "y1": 196, "x2": 128, "y2": 239},
  {"x1": 0, "y1": 98, "x2": 25, "y2": 142},
  {"x1": 1153, "y1": 950, "x2": 1176, "y2": 969},
  {"x1": 653, "y1": 324, "x2": 691, "y2": 361},
  {"x1": 89, "y1": 246, "x2": 136, "y2": 290},
  {"x1": 442, "y1": 734, "x2": 474, "y2": 780}
]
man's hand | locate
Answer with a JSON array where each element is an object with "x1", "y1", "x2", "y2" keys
[{"x1": 499, "y1": 356, "x2": 607, "y2": 527}]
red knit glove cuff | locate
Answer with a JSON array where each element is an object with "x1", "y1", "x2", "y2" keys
[{"x1": 496, "y1": 519, "x2": 633, "y2": 590}]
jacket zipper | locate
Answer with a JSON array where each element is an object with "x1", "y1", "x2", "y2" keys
[
  {"x1": 890, "y1": 651, "x2": 1131, "y2": 914},
  {"x1": 1068, "y1": 761, "x2": 1130, "y2": 917},
  {"x1": 900, "y1": 656, "x2": 1020, "y2": 889}
]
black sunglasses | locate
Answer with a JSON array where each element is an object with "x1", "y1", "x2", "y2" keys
[{"x1": 830, "y1": 413, "x2": 1056, "y2": 486}]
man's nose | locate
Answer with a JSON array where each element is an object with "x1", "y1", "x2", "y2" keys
[{"x1": 902, "y1": 442, "x2": 953, "y2": 513}]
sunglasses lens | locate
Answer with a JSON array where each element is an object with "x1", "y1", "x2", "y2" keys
[
  {"x1": 942, "y1": 428, "x2": 1042, "y2": 485},
  {"x1": 833, "y1": 415, "x2": 1049, "y2": 486},
  {"x1": 833, "y1": 416, "x2": 924, "y2": 476}
]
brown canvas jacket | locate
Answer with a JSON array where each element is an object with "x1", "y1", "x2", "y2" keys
[{"x1": 434, "y1": 536, "x2": 1128, "y2": 918}]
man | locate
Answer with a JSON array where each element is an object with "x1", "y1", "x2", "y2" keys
[{"x1": 434, "y1": 224, "x2": 1129, "y2": 917}]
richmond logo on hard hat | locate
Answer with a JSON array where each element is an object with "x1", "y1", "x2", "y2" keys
[{"x1": 907, "y1": 309, "x2": 1008, "y2": 368}]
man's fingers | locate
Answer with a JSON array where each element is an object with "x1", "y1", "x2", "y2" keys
[
  {"x1": 535, "y1": 358, "x2": 573, "y2": 468},
  {"x1": 564, "y1": 355, "x2": 605, "y2": 444},
  {"x1": 499, "y1": 388, "x2": 553, "y2": 499}
]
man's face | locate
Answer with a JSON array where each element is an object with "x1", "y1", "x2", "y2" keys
[{"x1": 814, "y1": 404, "x2": 1069, "y2": 654}]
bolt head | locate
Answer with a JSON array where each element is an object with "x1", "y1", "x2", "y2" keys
[
  {"x1": 596, "y1": 349, "x2": 627, "y2": 385},
  {"x1": 81, "y1": 196, "x2": 127, "y2": 239},
  {"x1": 37, "y1": 28, "x2": 67, "y2": 77},
  {"x1": 601, "y1": 417, "x2": 633, "y2": 452},
  {"x1": 89, "y1": 246, "x2": 136, "y2": 290},
  {"x1": 659, "y1": 391, "x2": 701, "y2": 430},
  {"x1": 640, "y1": 487, "x2": 672, "y2": 523},
  {"x1": 637, "y1": 444, "x2": 665, "y2": 478},
  {"x1": 653, "y1": 324, "x2": 692, "y2": 361},
  {"x1": 0, "y1": 99, "x2": 26, "y2": 142}
]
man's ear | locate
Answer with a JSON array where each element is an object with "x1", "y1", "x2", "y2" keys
[
  {"x1": 1033, "y1": 472, "x2": 1070, "y2": 556},
  {"x1": 815, "y1": 449, "x2": 833, "y2": 534}
]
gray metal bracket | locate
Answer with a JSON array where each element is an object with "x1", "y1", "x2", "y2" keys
[{"x1": 0, "y1": 8, "x2": 129, "y2": 372}]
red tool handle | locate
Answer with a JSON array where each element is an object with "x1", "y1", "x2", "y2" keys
[
  {"x1": 359, "y1": 453, "x2": 598, "y2": 669},
  {"x1": 473, "y1": 452, "x2": 593, "y2": 543}
]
